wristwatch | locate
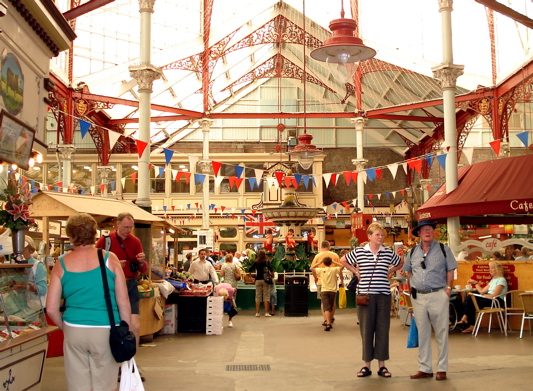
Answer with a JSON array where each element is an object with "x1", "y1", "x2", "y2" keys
[{"x1": 446, "y1": 286, "x2": 452, "y2": 290}]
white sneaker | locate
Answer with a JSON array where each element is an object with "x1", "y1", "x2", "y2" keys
[
  {"x1": 255, "y1": 313, "x2": 260, "y2": 317},
  {"x1": 265, "y1": 313, "x2": 271, "y2": 317},
  {"x1": 228, "y1": 321, "x2": 233, "y2": 328}
]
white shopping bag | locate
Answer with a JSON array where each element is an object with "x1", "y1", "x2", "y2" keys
[{"x1": 119, "y1": 358, "x2": 145, "y2": 391}]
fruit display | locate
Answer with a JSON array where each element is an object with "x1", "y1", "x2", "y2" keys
[{"x1": 137, "y1": 279, "x2": 153, "y2": 293}]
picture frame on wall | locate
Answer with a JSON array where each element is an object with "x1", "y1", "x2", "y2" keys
[{"x1": 0, "y1": 109, "x2": 35, "y2": 170}]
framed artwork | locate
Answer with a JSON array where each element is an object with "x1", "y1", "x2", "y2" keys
[{"x1": 0, "y1": 110, "x2": 35, "y2": 170}]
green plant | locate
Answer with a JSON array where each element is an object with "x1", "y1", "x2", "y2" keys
[
  {"x1": 240, "y1": 256, "x2": 255, "y2": 273},
  {"x1": 0, "y1": 175, "x2": 37, "y2": 231}
]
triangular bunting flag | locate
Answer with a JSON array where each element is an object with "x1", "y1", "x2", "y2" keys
[
  {"x1": 436, "y1": 154, "x2": 447, "y2": 170},
  {"x1": 342, "y1": 171, "x2": 352, "y2": 185},
  {"x1": 375, "y1": 168, "x2": 382, "y2": 180},
  {"x1": 131, "y1": 173, "x2": 137, "y2": 183},
  {"x1": 331, "y1": 173, "x2": 338, "y2": 186},
  {"x1": 274, "y1": 172, "x2": 284, "y2": 187},
  {"x1": 158, "y1": 166, "x2": 165, "y2": 178},
  {"x1": 425, "y1": 153, "x2": 434, "y2": 167},
  {"x1": 462, "y1": 147, "x2": 474, "y2": 165},
  {"x1": 366, "y1": 168, "x2": 376, "y2": 181},
  {"x1": 323, "y1": 173, "x2": 332, "y2": 187},
  {"x1": 517, "y1": 131, "x2": 529, "y2": 147},
  {"x1": 79, "y1": 119, "x2": 91, "y2": 138},
  {"x1": 212, "y1": 161, "x2": 223, "y2": 176},
  {"x1": 387, "y1": 163, "x2": 399, "y2": 180},
  {"x1": 135, "y1": 140, "x2": 148, "y2": 158},
  {"x1": 164, "y1": 148, "x2": 174, "y2": 165},
  {"x1": 406, "y1": 158, "x2": 423, "y2": 174},
  {"x1": 489, "y1": 139, "x2": 501, "y2": 155},
  {"x1": 194, "y1": 173, "x2": 206, "y2": 185},
  {"x1": 235, "y1": 166, "x2": 244, "y2": 179}
]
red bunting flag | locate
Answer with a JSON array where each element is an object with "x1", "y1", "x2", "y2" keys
[
  {"x1": 400, "y1": 190, "x2": 405, "y2": 196},
  {"x1": 284, "y1": 176, "x2": 292, "y2": 188},
  {"x1": 406, "y1": 158, "x2": 422, "y2": 174},
  {"x1": 212, "y1": 161, "x2": 222, "y2": 176},
  {"x1": 351, "y1": 172, "x2": 358, "y2": 183},
  {"x1": 184, "y1": 172, "x2": 191, "y2": 184},
  {"x1": 376, "y1": 168, "x2": 382, "y2": 180},
  {"x1": 368, "y1": 194, "x2": 374, "y2": 200},
  {"x1": 99, "y1": 184, "x2": 105, "y2": 193},
  {"x1": 195, "y1": 202, "x2": 199, "y2": 208},
  {"x1": 342, "y1": 171, "x2": 352, "y2": 185},
  {"x1": 252, "y1": 210, "x2": 257, "y2": 216},
  {"x1": 171, "y1": 205, "x2": 175, "y2": 211},
  {"x1": 331, "y1": 173, "x2": 337, "y2": 186},
  {"x1": 291, "y1": 177, "x2": 298, "y2": 189},
  {"x1": 275, "y1": 172, "x2": 284, "y2": 186},
  {"x1": 135, "y1": 140, "x2": 148, "y2": 158},
  {"x1": 221, "y1": 206, "x2": 226, "y2": 212},
  {"x1": 489, "y1": 139, "x2": 501, "y2": 156},
  {"x1": 214, "y1": 208, "x2": 218, "y2": 213},
  {"x1": 56, "y1": 182, "x2": 63, "y2": 187},
  {"x1": 131, "y1": 173, "x2": 137, "y2": 183},
  {"x1": 175, "y1": 171, "x2": 184, "y2": 181}
]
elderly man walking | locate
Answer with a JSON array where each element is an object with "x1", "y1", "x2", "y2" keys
[{"x1": 403, "y1": 219, "x2": 457, "y2": 381}]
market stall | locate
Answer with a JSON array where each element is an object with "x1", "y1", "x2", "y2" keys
[{"x1": 30, "y1": 191, "x2": 173, "y2": 338}]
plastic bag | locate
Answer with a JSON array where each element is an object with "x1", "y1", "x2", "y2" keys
[
  {"x1": 153, "y1": 280, "x2": 175, "y2": 298},
  {"x1": 119, "y1": 358, "x2": 145, "y2": 391},
  {"x1": 338, "y1": 286, "x2": 347, "y2": 309},
  {"x1": 407, "y1": 316, "x2": 419, "y2": 348}
]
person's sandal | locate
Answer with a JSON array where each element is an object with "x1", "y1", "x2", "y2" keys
[
  {"x1": 378, "y1": 367, "x2": 392, "y2": 378},
  {"x1": 324, "y1": 324, "x2": 332, "y2": 331},
  {"x1": 357, "y1": 367, "x2": 372, "y2": 377},
  {"x1": 322, "y1": 320, "x2": 327, "y2": 326}
]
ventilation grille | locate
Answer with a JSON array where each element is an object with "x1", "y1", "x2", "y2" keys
[{"x1": 226, "y1": 364, "x2": 271, "y2": 372}]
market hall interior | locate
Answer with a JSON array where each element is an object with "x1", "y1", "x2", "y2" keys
[{"x1": 41, "y1": 309, "x2": 533, "y2": 391}]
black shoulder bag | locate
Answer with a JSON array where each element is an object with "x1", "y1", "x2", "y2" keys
[
  {"x1": 98, "y1": 249, "x2": 136, "y2": 363},
  {"x1": 356, "y1": 252, "x2": 380, "y2": 306}
]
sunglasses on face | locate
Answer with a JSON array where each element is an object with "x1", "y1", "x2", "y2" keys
[{"x1": 421, "y1": 254, "x2": 426, "y2": 270}]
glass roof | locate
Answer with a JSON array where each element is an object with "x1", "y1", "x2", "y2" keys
[{"x1": 50, "y1": 0, "x2": 533, "y2": 154}]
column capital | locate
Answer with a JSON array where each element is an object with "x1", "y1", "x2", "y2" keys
[
  {"x1": 57, "y1": 144, "x2": 76, "y2": 160},
  {"x1": 350, "y1": 117, "x2": 367, "y2": 131},
  {"x1": 351, "y1": 158, "x2": 368, "y2": 171},
  {"x1": 199, "y1": 118, "x2": 214, "y2": 133},
  {"x1": 129, "y1": 65, "x2": 162, "y2": 92},
  {"x1": 437, "y1": 0, "x2": 453, "y2": 12},
  {"x1": 432, "y1": 64, "x2": 464, "y2": 89},
  {"x1": 139, "y1": 0, "x2": 156, "y2": 13},
  {"x1": 97, "y1": 166, "x2": 114, "y2": 180}
]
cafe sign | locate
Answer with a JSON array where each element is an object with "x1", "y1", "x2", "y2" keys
[{"x1": 481, "y1": 238, "x2": 502, "y2": 253}]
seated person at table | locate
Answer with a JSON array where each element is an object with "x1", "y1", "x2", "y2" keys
[{"x1": 458, "y1": 261, "x2": 507, "y2": 333}]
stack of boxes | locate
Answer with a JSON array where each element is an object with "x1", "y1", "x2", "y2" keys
[
  {"x1": 163, "y1": 304, "x2": 177, "y2": 334},
  {"x1": 206, "y1": 296, "x2": 224, "y2": 335}
]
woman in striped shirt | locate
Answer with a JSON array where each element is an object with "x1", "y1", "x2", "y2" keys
[{"x1": 341, "y1": 223, "x2": 403, "y2": 379}]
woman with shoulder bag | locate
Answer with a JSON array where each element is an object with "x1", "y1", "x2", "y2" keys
[
  {"x1": 340, "y1": 223, "x2": 403, "y2": 379},
  {"x1": 47, "y1": 213, "x2": 131, "y2": 391}
]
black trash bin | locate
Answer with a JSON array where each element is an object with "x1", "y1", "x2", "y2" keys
[{"x1": 284, "y1": 275, "x2": 309, "y2": 317}]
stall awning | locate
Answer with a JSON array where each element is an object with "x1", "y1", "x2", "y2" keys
[
  {"x1": 415, "y1": 154, "x2": 533, "y2": 224},
  {"x1": 31, "y1": 191, "x2": 167, "y2": 225}
]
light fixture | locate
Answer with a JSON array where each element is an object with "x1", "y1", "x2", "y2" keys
[
  {"x1": 310, "y1": 0, "x2": 376, "y2": 83},
  {"x1": 288, "y1": 0, "x2": 321, "y2": 170}
]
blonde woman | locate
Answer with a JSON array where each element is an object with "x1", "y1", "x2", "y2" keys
[{"x1": 458, "y1": 261, "x2": 507, "y2": 333}]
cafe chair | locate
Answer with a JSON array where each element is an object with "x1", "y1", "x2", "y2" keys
[
  {"x1": 501, "y1": 290, "x2": 525, "y2": 332},
  {"x1": 518, "y1": 293, "x2": 533, "y2": 339},
  {"x1": 469, "y1": 293, "x2": 507, "y2": 337},
  {"x1": 400, "y1": 292, "x2": 414, "y2": 329}
]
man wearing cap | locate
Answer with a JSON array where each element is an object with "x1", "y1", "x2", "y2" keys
[{"x1": 403, "y1": 219, "x2": 457, "y2": 381}]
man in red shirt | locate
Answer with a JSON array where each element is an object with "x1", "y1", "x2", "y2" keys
[{"x1": 96, "y1": 212, "x2": 147, "y2": 348}]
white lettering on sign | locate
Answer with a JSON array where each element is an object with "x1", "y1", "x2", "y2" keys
[
  {"x1": 481, "y1": 238, "x2": 502, "y2": 252},
  {"x1": 510, "y1": 200, "x2": 533, "y2": 213},
  {"x1": 418, "y1": 212, "x2": 431, "y2": 219}
]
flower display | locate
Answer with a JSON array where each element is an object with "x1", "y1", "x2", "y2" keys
[{"x1": 0, "y1": 176, "x2": 37, "y2": 231}]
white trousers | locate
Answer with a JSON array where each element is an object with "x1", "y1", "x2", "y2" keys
[{"x1": 411, "y1": 289, "x2": 450, "y2": 373}]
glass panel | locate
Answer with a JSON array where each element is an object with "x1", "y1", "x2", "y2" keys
[
  {"x1": 72, "y1": 163, "x2": 94, "y2": 193},
  {"x1": 219, "y1": 227, "x2": 237, "y2": 238},
  {"x1": 151, "y1": 225, "x2": 166, "y2": 277},
  {"x1": 219, "y1": 164, "x2": 240, "y2": 193},
  {"x1": 170, "y1": 164, "x2": 191, "y2": 194},
  {"x1": 219, "y1": 243, "x2": 237, "y2": 253},
  {"x1": 122, "y1": 164, "x2": 138, "y2": 193},
  {"x1": 151, "y1": 166, "x2": 166, "y2": 194},
  {"x1": 46, "y1": 164, "x2": 60, "y2": 187}
]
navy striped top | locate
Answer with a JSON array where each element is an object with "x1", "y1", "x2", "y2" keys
[{"x1": 345, "y1": 244, "x2": 401, "y2": 295}]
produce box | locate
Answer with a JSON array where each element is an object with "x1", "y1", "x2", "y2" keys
[{"x1": 163, "y1": 304, "x2": 177, "y2": 334}]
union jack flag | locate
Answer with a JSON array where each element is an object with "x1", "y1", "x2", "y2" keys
[{"x1": 245, "y1": 215, "x2": 276, "y2": 236}]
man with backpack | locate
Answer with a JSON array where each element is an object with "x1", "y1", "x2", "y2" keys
[{"x1": 403, "y1": 219, "x2": 457, "y2": 381}]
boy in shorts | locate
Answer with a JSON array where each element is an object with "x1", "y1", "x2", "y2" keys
[{"x1": 311, "y1": 256, "x2": 343, "y2": 331}]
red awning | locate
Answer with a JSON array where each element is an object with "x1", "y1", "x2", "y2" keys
[{"x1": 416, "y1": 154, "x2": 533, "y2": 224}]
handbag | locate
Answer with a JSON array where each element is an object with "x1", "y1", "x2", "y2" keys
[
  {"x1": 356, "y1": 252, "x2": 380, "y2": 307},
  {"x1": 338, "y1": 286, "x2": 347, "y2": 309},
  {"x1": 234, "y1": 265, "x2": 242, "y2": 281},
  {"x1": 346, "y1": 275, "x2": 359, "y2": 293},
  {"x1": 263, "y1": 264, "x2": 273, "y2": 284},
  {"x1": 406, "y1": 316, "x2": 419, "y2": 348},
  {"x1": 98, "y1": 249, "x2": 137, "y2": 363},
  {"x1": 119, "y1": 357, "x2": 145, "y2": 391}
]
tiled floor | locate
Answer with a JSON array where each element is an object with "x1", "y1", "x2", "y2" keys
[{"x1": 42, "y1": 309, "x2": 533, "y2": 390}]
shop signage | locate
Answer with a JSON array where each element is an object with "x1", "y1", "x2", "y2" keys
[
  {"x1": 471, "y1": 264, "x2": 518, "y2": 290},
  {"x1": 481, "y1": 238, "x2": 502, "y2": 252}
]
